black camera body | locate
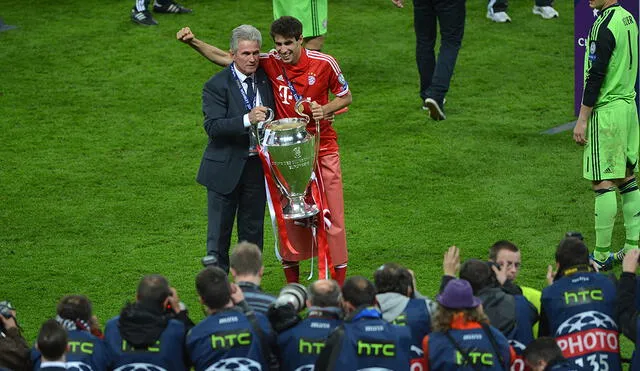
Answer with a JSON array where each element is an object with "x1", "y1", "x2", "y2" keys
[
  {"x1": 268, "y1": 284, "x2": 308, "y2": 333},
  {"x1": 0, "y1": 301, "x2": 15, "y2": 331}
]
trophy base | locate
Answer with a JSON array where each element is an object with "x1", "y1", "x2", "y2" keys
[{"x1": 283, "y1": 201, "x2": 320, "y2": 220}]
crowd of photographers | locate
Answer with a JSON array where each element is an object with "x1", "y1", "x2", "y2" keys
[{"x1": 2, "y1": 236, "x2": 640, "y2": 370}]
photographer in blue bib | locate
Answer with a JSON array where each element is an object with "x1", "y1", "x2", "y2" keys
[
  {"x1": 104, "y1": 274, "x2": 193, "y2": 370},
  {"x1": 267, "y1": 279, "x2": 343, "y2": 371},
  {"x1": 315, "y1": 276, "x2": 413, "y2": 370},
  {"x1": 31, "y1": 295, "x2": 110, "y2": 370},
  {"x1": 187, "y1": 267, "x2": 278, "y2": 371}
]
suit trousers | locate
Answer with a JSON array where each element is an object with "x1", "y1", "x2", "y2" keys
[
  {"x1": 414, "y1": 0, "x2": 465, "y2": 105},
  {"x1": 206, "y1": 156, "x2": 266, "y2": 272}
]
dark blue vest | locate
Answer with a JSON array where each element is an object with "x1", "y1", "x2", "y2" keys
[
  {"x1": 428, "y1": 324, "x2": 512, "y2": 370},
  {"x1": 186, "y1": 309, "x2": 275, "y2": 371},
  {"x1": 277, "y1": 311, "x2": 341, "y2": 371},
  {"x1": 104, "y1": 316, "x2": 187, "y2": 371},
  {"x1": 632, "y1": 318, "x2": 640, "y2": 369},
  {"x1": 388, "y1": 298, "x2": 432, "y2": 368},
  {"x1": 31, "y1": 329, "x2": 110, "y2": 371},
  {"x1": 330, "y1": 307, "x2": 412, "y2": 370},
  {"x1": 541, "y1": 272, "x2": 621, "y2": 371}
]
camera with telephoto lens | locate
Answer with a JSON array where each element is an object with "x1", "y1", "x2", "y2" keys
[
  {"x1": 274, "y1": 283, "x2": 308, "y2": 313},
  {"x1": 0, "y1": 301, "x2": 15, "y2": 331}
]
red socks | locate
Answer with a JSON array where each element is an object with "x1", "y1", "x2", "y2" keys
[
  {"x1": 332, "y1": 264, "x2": 347, "y2": 286},
  {"x1": 282, "y1": 262, "x2": 347, "y2": 285},
  {"x1": 282, "y1": 261, "x2": 300, "y2": 283}
]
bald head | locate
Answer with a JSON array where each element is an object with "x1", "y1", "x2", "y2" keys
[{"x1": 308, "y1": 279, "x2": 341, "y2": 307}]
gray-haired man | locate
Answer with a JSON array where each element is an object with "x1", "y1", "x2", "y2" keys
[{"x1": 191, "y1": 25, "x2": 276, "y2": 273}]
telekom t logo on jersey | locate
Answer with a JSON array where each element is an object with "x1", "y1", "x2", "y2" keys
[{"x1": 278, "y1": 85, "x2": 294, "y2": 105}]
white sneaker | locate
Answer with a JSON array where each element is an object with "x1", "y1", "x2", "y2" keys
[
  {"x1": 424, "y1": 98, "x2": 446, "y2": 121},
  {"x1": 533, "y1": 6, "x2": 559, "y2": 19},
  {"x1": 486, "y1": 11, "x2": 512, "y2": 23}
]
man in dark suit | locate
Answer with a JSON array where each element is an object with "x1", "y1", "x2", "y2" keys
[{"x1": 197, "y1": 24, "x2": 275, "y2": 273}]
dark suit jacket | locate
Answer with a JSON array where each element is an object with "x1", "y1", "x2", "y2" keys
[{"x1": 196, "y1": 66, "x2": 275, "y2": 194}]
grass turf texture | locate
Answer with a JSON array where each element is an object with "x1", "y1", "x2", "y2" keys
[{"x1": 0, "y1": 0, "x2": 634, "y2": 362}]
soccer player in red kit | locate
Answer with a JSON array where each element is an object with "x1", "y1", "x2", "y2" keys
[{"x1": 177, "y1": 17, "x2": 352, "y2": 284}]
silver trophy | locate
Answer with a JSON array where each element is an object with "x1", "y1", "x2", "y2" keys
[
  {"x1": 250, "y1": 103, "x2": 320, "y2": 220},
  {"x1": 262, "y1": 117, "x2": 319, "y2": 220}
]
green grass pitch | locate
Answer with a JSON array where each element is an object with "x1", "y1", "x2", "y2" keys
[{"x1": 0, "y1": 0, "x2": 634, "y2": 363}]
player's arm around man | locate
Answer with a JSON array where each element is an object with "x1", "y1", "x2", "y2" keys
[
  {"x1": 178, "y1": 26, "x2": 351, "y2": 120},
  {"x1": 177, "y1": 27, "x2": 233, "y2": 66}
]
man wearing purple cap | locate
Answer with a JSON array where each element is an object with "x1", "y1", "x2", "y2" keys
[{"x1": 422, "y1": 279, "x2": 515, "y2": 370}]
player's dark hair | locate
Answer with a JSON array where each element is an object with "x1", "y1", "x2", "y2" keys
[
  {"x1": 37, "y1": 319, "x2": 68, "y2": 361},
  {"x1": 555, "y1": 237, "x2": 589, "y2": 270},
  {"x1": 308, "y1": 280, "x2": 341, "y2": 307},
  {"x1": 196, "y1": 267, "x2": 232, "y2": 310},
  {"x1": 137, "y1": 274, "x2": 171, "y2": 309},
  {"x1": 489, "y1": 240, "x2": 519, "y2": 261},
  {"x1": 523, "y1": 337, "x2": 565, "y2": 366},
  {"x1": 56, "y1": 295, "x2": 92, "y2": 322},
  {"x1": 374, "y1": 263, "x2": 413, "y2": 296},
  {"x1": 230, "y1": 242, "x2": 262, "y2": 276},
  {"x1": 459, "y1": 259, "x2": 497, "y2": 294},
  {"x1": 342, "y1": 276, "x2": 376, "y2": 307},
  {"x1": 270, "y1": 16, "x2": 303, "y2": 40}
]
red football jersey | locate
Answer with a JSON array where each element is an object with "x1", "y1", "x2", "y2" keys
[{"x1": 260, "y1": 49, "x2": 350, "y2": 154}]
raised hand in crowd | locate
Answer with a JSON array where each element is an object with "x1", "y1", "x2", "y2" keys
[
  {"x1": 443, "y1": 245, "x2": 460, "y2": 277},
  {"x1": 622, "y1": 248, "x2": 640, "y2": 273},
  {"x1": 546, "y1": 264, "x2": 556, "y2": 286},
  {"x1": 490, "y1": 261, "x2": 508, "y2": 286}
]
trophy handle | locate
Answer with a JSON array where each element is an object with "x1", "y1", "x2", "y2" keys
[
  {"x1": 294, "y1": 98, "x2": 320, "y2": 179},
  {"x1": 294, "y1": 98, "x2": 311, "y2": 119},
  {"x1": 252, "y1": 107, "x2": 275, "y2": 145},
  {"x1": 263, "y1": 107, "x2": 274, "y2": 123}
]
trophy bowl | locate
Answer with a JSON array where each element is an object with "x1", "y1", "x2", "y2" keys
[{"x1": 263, "y1": 118, "x2": 319, "y2": 220}]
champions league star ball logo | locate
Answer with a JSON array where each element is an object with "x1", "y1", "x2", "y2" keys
[
  {"x1": 66, "y1": 362, "x2": 94, "y2": 371},
  {"x1": 556, "y1": 311, "x2": 617, "y2": 335},
  {"x1": 508, "y1": 341, "x2": 527, "y2": 371},
  {"x1": 205, "y1": 357, "x2": 262, "y2": 371},
  {"x1": 113, "y1": 364, "x2": 167, "y2": 371},
  {"x1": 293, "y1": 147, "x2": 302, "y2": 159},
  {"x1": 293, "y1": 364, "x2": 315, "y2": 371},
  {"x1": 509, "y1": 339, "x2": 526, "y2": 353},
  {"x1": 555, "y1": 311, "x2": 619, "y2": 357}
]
